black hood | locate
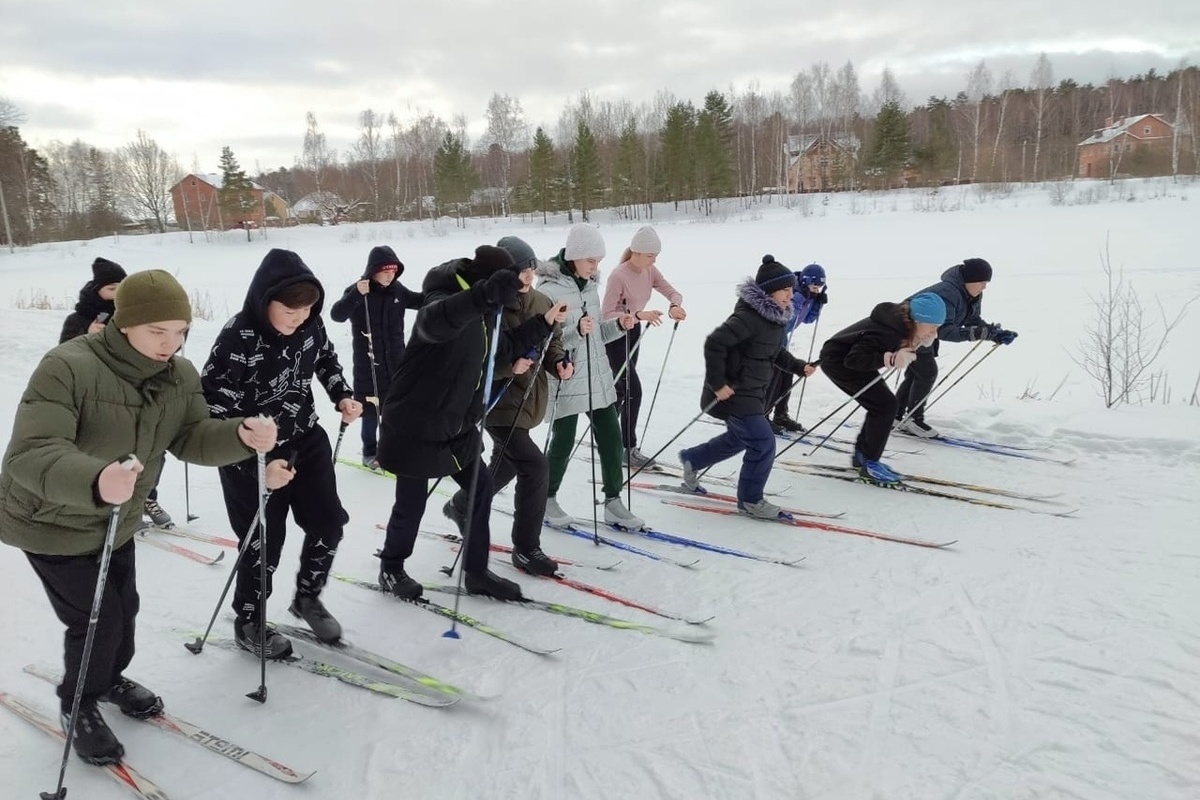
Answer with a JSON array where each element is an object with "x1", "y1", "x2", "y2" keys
[
  {"x1": 73, "y1": 281, "x2": 114, "y2": 319},
  {"x1": 421, "y1": 258, "x2": 472, "y2": 294},
  {"x1": 363, "y1": 245, "x2": 404, "y2": 279},
  {"x1": 868, "y1": 301, "x2": 910, "y2": 337},
  {"x1": 242, "y1": 248, "x2": 325, "y2": 335}
]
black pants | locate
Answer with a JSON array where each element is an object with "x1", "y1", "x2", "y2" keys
[
  {"x1": 355, "y1": 392, "x2": 385, "y2": 457},
  {"x1": 451, "y1": 426, "x2": 548, "y2": 552},
  {"x1": 772, "y1": 387, "x2": 793, "y2": 419},
  {"x1": 27, "y1": 540, "x2": 138, "y2": 712},
  {"x1": 822, "y1": 361, "x2": 898, "y2": 461},
  {"x1": 894, "y1": 344, "x2": 938, "y2": 422},
  {"x1": 380, "y1": 460, "x2": 494, "y2": 574},
  {"x1": 605, "y1": 325, "x2": 642, "y2": 450},
  {"x1": 219, "y1": 427, "x2": 348, "y2": 621}
]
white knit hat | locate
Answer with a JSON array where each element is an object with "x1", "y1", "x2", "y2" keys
[
  {"x1": 629, "y1": 225, "x2": 662, "y2": 255},
  {"x1": 564, "y1": 224, "x2": 606, "y2": 261}
]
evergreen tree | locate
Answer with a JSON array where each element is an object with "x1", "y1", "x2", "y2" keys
[
  {"x1": 217, "y1": 146, "x2": 255, "y2": 226},
  {"x1": 0, "y1": 126, "x2": 55, "y2": 245},
  {"x1": 613, "y1": 119, "x2": 645, "y2": 216},
  {"x1": 867, "y1": 100, "x2": 911, "y2": 186},
  {"x1": 573, "y1": 120, "x2": 601, "y2": 222},
  {"x1": 913, "y1": 97, "x2": 957, "y2": 180},
  {"x1": 85, "y1": 147, "x2": 122, "y2": 236},
  {"x1": 659, "y1": 102, "x2": 696, "y2": 208},
  {"x1": 694, "y1": 90, "x2": 735, "y2": 213},
  {"x1": 527, "y1": 127, "x2": 556, "y2": 224},
  {"x1": 433, "y1": 131, "x2": 477, "y2": 222}
]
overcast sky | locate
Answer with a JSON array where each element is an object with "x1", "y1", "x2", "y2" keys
[{"x1": 2, "y1": 1, "x2": 1197, "y2": 173}]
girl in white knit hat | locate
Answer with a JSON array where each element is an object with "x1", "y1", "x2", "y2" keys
[
  {"x1": 537, "y1": 224, "x2": 644, "y2": 530},
  {"x1": 601, "y1": 225, "x2": 686, "y2": 468}
]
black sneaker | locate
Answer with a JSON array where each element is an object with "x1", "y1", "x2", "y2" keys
[
  {"x1": 771, "y1": 414, "x2": 806, "y2": 434},
  {"x1": 511, "y1": 547, "x2": 558, "y2": 577},
  {"x1": 143, "y1": 498, "x2": 173, "y2": 528},
  {"x1": 443, "y1": 498, "x2": 467, "y2": 537},
  {"x1": 379, "y1": 567, "x2": 423, "y2": 600},
  {"x1": 233, "y1": 618, "x2": 294, "y2": 660},
  {"x1": 102, "y1": 677, "x2": 163, "y2": 719},
  {"x1": 464, "y1": 569, "x2": 524, "y2": 601},
  {"x1": 61, "y1": 701, "x2": 124, "y2": 765},
  {"x1": 289, "y1": 593, "x2": 343, "y2": 643}
]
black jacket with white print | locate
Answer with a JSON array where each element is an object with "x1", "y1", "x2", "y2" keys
[{"x1": 202, "y1": 248, "x2": 352, "y2": 471}]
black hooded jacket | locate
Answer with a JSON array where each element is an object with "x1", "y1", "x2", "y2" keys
[
  {"x1": 329, "y1": 245, "x2": 423, "y2": 398},
  {"x1": 201, "y1": 248, "x2": 352, "y2": 466},
  {"x1": 377, "y1": 259, "x2": 552, "y2": 479},
  {"x1": 701, "y1": 280, "x2": 807, "y2": 420},
  {"x1": 59, "y1": 283, "x2": 115, "y2": 343},
  {"x1": 819, "y1": 301, "x2": 912, "y2": 375}
]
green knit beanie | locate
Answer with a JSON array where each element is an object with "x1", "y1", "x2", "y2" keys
[{"x1": 113, "y1": 270, "x2": 193, "y2": 328}]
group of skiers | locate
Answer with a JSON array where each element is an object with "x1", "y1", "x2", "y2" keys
[{"x1": 0, "y1": 224, "x2": 1018, "y2": 768}]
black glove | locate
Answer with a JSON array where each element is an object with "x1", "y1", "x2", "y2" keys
[
  {"x1": 989, "y1": 327, "x2": 1018, "y2": 345},
  {"x1": 967, "y1": 323, "x2": 994, "y2": 341},
  {"x1": 475, "y1": 269, "x2": 522, "y2": 308},
  {"x1": 813, "y1": 291, "x2": 828, "y2": 305}
]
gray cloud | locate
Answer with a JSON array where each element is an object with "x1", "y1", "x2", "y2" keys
[{"x1": 3, "y1": 0, "x2": 1197, "y2": 168}]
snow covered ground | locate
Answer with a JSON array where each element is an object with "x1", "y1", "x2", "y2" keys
[{"x1": 1, "y1": 179, "x2": 1198, "y2": 799}]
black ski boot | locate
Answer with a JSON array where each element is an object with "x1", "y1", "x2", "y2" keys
[
  {"x1": 234, "y1": 618, "x2": 294, "y2": 660},
  {"x1": 443, "y1": 497, "x2": 467, "y2": 537},
  {"x1": 379, "y1": 566, "x2": 423, "y2": 600},
  {"x1": 102, "y1": 677, "x2": 163, "y2": 719},
  {"x1": 464, "y1": 569, "x2": 524, "y2": 601},
  {"x1": 771, "y1": 413, "x2": 806, "y2": 434},
  {"x1": 511, "y1": 547, "x2": 558, "y2": 577},
  {"x1": 289, "y1": 593, "x2": 343, "y2": 643},
  {"x1": 62, "y1": 701, "x2": 124, "y2": 765}
]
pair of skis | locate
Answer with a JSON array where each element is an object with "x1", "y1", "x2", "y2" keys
[{"x1": 137, "y1": 523, "x2": 233, "y2": 566}]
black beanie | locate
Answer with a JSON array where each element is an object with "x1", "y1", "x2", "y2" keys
[
  {"x1": 92, "y1": 257, "x2": 127, "y2": 287},
  {"x1": 960, "y1": 257, "x2": 993, "y2": 283},
  {"x1": 459, "y1": 245, "x2": 516, "y2": 286},
  {"x1": 365, "y1": 245, "x2": 404, "y2": 277},
  {"x1": 755, "y1": 255, "x2": 796, "y2": 293},
  {"x1": 496, "y1": 236, "x2": 537, "y2": 270}
]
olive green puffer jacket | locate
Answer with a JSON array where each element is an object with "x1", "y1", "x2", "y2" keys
[{"x1": 0, "y1": 324, "x2": 252, "y2": 556}]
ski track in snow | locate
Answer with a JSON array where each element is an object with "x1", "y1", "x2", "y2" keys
[{"x1": 2, "y1": 188, "x2": 1200, "y2": 799}]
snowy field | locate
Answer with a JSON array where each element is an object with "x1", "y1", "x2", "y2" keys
[{"x1": 1, "y1": 179, "x2": 1199, "y2": 799}]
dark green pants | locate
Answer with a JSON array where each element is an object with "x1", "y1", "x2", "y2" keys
[{"x1": 547, "y1": 404, "x2": 624, "y2": 498}]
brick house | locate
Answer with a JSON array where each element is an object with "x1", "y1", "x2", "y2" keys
[
  {"x1": 1077, "y1": 114, "x2": 1176, "y2": 178},
  {"x1": 171, "y1": 173, "x2": 266, "y2": 230},
  {"x1": 784, "y1": 134, "x2": 860, "y2": 192}
]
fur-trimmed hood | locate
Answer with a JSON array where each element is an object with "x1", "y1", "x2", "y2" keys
[
  {"x1": 736, "y1": 278, "x2": 794, "y2": 325},
  {"x1": 537, "y1": 251, "x2": 603, "y2": 289}
]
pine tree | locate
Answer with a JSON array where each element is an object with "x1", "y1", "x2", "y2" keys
[
  {"x1": 660, "y1": 102, "x2": 696, "y2": 209},
  {"x1": 913, "y1": 97, "x2": 957, "y2": 181},
  {"x1": 217, "y1": 146, "x2": 255, "y2": 227},
  {"x1": 573, "y1": 120, "x2": 601, "y2": 222},
  {"x1": 85, "y1": 147, "x2": 122, "y2": 236},
  {"x1": 694, "y1": 91, "x2": 734, "y2": 212},
  {"x1": 433, "y1": 131, "x2": 477, "y2": 223},
  {"x1": 867, "y1": 100, "x2": 911, "y2": 186},
  {"x1": 613, "y1": 119, "x2": 645, "y2": 217},
  {"x1": 527, "y1": 127, "x2": 556, "y2": 224}
]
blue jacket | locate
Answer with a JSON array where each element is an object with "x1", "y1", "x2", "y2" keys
[
  {"x1": 911, "y1": 265, "x2": 990, "y2": 343},
  {"x1": 784, "y1": 285, "x2": 827, "y2": 342}
]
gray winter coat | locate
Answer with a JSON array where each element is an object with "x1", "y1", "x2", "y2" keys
[{"x1": 536, "y1": 254, "x2": 624, "y2": 420}]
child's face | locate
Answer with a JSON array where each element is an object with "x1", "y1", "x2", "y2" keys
[
  {"x1": 123, "y1": 320, "x2": 189, "y2": 362},
  {"x1": 518, "y1": 267, "x2": 535, "y2": 293},
  {"x1": 98, "y1": 283, "x2": 120, "y2": 301},
  {"x1": 573, "y1": 258, "x2": 601, "y2": 280},
  {"x1": 771, "y1": 286, "x2": 794, "y2": 309},
  {"x1": 965, "y1": 280, "x2": 988, "y2": 298},
  {"x1": 914, "y1": 322, "x2": 940, "y2": 347},
  {"x1": 267, "y1": 300, "x2": 313, "y2": 336},
  {"x1": 374, "y1": 268, "x2": 397, "y2": 287},
  {"x1": 629, "y1": 251, "x2": 657, "y2": 270}
]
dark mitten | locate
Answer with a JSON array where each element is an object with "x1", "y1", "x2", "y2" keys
[{"x1": 477, "y1": 269, "x2": 522, "y2": 308}]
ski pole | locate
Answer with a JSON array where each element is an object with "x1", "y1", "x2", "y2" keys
[
  {"x1": 695, "y1": 371, "x2": 808, "y2": 483},
  {"x1": 443, "y1": 306, "x2": 505, "y2": 639},
  {"x1": 623, "y1": 397, "x2": 722, "y2": 488},
  {"x1": 331, "y1": 421, "x2": 349, "y2": 463},
  {"x1": 246, "y1": 447, "x2": 271, "y2": 704},
  {"x1": 42, "y1": 455, "x2": 139, "y2": 800},
  {"x1": 895, "y1": 340, "x2": 984, "y2": 427},
  {"x1": 793, "y1": 317, "x2": 821, "y2": 420},
  {"x1": 622, "y1": 304, "x2": 634, "y2": 512},
  {"x1": 773, "y1": 369, "x2": 896, "y2": 462},
  {"x1": 921, "y1": 342, "x2": 1002, "y2": 416},
  {"x1": 639, "y1": 319, "x2": 679, "y2": 446},
  {"x1": 582, "y1": 301, "x2": 601, "y2": 545}
]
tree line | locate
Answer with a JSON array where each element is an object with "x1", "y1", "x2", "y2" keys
[{"x1": 1, "y1": 57, "x2": 1198, "y2": 246}]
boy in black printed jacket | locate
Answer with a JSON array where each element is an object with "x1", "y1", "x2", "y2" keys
[{"x1": 202, "y1": 248, "x2": 362, "y2": 658}]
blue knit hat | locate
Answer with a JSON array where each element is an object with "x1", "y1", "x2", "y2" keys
[{"x1": 910, "y1": 292, "x2": 947, "y2": 325}]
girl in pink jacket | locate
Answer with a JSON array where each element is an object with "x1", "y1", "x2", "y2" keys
[{"x1": 601, "y1": 226, "x2": 687, "y2": 468}]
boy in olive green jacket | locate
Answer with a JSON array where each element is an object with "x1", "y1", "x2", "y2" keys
[{"x1": 0, "y1": 270, "x2": 277, "y2": 767}]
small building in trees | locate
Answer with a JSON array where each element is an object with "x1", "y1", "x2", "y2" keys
[
  {"x1": 785, "y1": 134, "x2": 860, "y2": 193},
  {"x1": 293, "y1": 191, "x2": 348, "y2": 224},
  {"x1": 171, "y1": 173, "x2": 266, "y2": 231},
  {"x1": 1077, "y1": 114, "x2": 1179, "y2": 178}
]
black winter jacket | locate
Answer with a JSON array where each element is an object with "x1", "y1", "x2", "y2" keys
[
  {"x1": 59, "y1": 283, "x2": 115, "y2": 343},
  {"x1": 329, "y1": 246, "x2": 423, "y2": 400},
  {"x1": 913, "y1": 265, "x2": 990, "y2": 343},
  {"x1": 377, "y1": 260, "x2": 552, "y2": 479},
  {"x1": 201, "y1": 249, "x2": 352, "y2": 470},
  {"x1": 820, "y1": 301, "x2": 911, "y2": 375},
  {"x1": 701, "y1": 280, "x2": 807, "y2": 420}
]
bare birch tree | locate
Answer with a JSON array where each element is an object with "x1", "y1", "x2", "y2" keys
[
  {"x1": 869, "y1": 67, "x2": 907, "y2": 115},
  {"x1": 113, "y1": 130, "x2": 179, "y2": 232},
  {"x1": 352, "y1": 109, "x2": 384, "y2": 219},
  {"x1": 482, "y1": 93, "x2": 528, "y2": 217},
  {"x1": 1030, "y1": 53, "x2": 1054, "y2": 182},
  {"x1": 963, "y1": 60, "x2": 993, "y2": 181},
  {"x1": 301, "y1": 111, "x2": 334, "y2": 193},
  {"x1": 990, "y1": 70, "x2": 1016, "y2": 177}
]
